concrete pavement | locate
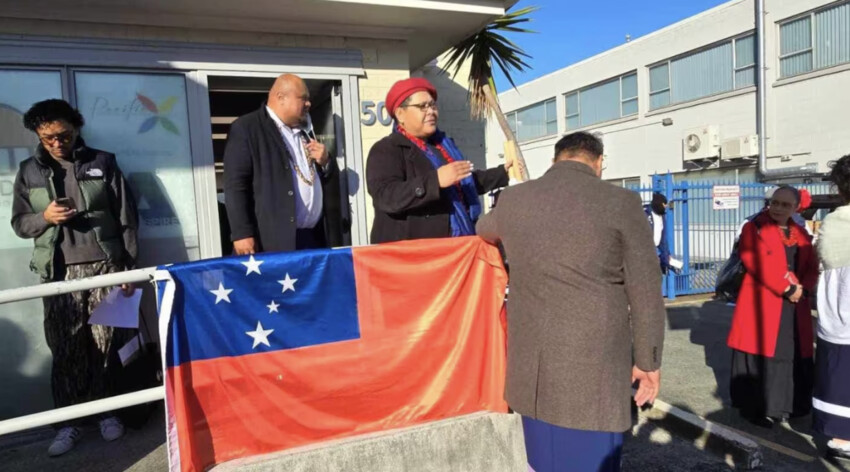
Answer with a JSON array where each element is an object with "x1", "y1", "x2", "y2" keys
[{"x1": 661, "y1": 296, "x2": 850, "y2": 471}]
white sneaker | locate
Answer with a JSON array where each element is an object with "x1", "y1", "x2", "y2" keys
[
  {"x1": 48, "y1": 427, "x2": 81, "y2": 457},
  {"x1": 828, "y1": 439, "x2": 850, "y2": 459},
  {"x1": 99, "y1": 416, "x2": 125, "y2": 442}
]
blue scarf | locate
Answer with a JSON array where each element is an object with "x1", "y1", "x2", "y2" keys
[{"x1": 395, "y1": 126, "x2": 481, "y2": 236}]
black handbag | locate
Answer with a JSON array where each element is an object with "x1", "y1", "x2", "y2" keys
[
  {"x1": 715, "y1": 248, "x2": 745, "y2": 302},
  {"x1": 715, "y1": 219, "x2": 763, "y2": 302}
]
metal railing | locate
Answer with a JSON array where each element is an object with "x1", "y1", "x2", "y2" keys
[
  {"x1": 633, "y1": 174, "x2": 832, "y2": 299},
  {"x1": 0, "y1": 267, "x2": 161, "y2": 436}
]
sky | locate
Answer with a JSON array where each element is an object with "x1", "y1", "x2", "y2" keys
[{"x1": 492, "y1": 0, "x2": 732, "y2": 92}]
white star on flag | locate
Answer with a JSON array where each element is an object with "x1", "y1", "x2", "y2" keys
[
  {"x1": 267, "y1": 300, "x2": 280, "y2": 313},
  {"x1": 246, "y1": 321, "x2": 274, "y2": 349},
  {"x1": 209, "y1": 282, "x2": 233, "y2": 304},
  {"x1": 278, "y1": 273, "x2": 298, "y2": 293},
  {"x1": 241, "y1": 255, "x2": 264, "y2": 275}
]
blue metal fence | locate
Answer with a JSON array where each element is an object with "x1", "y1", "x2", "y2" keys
[{"x1": 631, "y1": 173, "x2": 832, "y2": 299}]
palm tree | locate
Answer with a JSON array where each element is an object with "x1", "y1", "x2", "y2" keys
[{"x1": 444, "y1": 5, "x2": 538, "y2": 182}]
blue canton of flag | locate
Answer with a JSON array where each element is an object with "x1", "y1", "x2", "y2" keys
[{"x1": 159, "y1": 249, "x2": 361, "y2": 368}]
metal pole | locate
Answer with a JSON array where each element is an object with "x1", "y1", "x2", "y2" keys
[
  {"x1": 756, "y1": 0, "x2": 816, "y2": 180},
  {"x1": 681, "y1": 181, "x2": 690, "y2": 290},
  {"x1": 0, "y1": 267, "x2": 156, "y2": 305},
  {"x1": 0, "y1": 387, "x2": 164, "y2": 436},
  {"x1": 664, "y1": 173, "x2": 676, "y2": 300}
]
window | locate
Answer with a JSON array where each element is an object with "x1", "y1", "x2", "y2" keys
[
  {"x1": 734, "y1": 35, "x2": 756, "y2": 88},
  {"x1": 565, "y1": 92, "x2": 579, "y2": 130},
  {"x1": 649, "y1": 34, "x2": 755, "y2": 110},
  {"x1": 0, "y1": 69, "x2": 66, "y2": 418},
  {"x1": 780, "y1": 17, "x2": 814, "y2": 77},
  {"x1": 606, "y1": 177, "x2": 642, "y2": 189},
  {"x1": 623, "y1": 177, "x2": 642, "y2": 190},
  {"x1": 74, "y1": 72, "x2": 200, "y2": 260},
  {"x1": 621, "y1": 73, "x2": 638, "y2": 116},
  {"x1": 0, "y1": 70, "x2": 64, "y2": 251},
  {"x1": 649, "y1": 64, "x2": 670, "y2": 109},
  {"x1": 564, "y1": 72, "x2": 638, "y2": 130},
  {"x1": 780, "y1": 2, "x2": 850, "y2": 78},
  {"x1": 505, "y1": 98, "x2": 557, "y2": 142}
]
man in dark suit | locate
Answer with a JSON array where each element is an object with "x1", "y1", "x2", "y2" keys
[
  {"x1": 223, "y1": 74, "x2": 342, "y2": 254},
  {"x1": 476, "y1": 132, "x2": 666, "y2": 472}
]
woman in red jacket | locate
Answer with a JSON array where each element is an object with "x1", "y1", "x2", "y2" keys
[{"x1": 727, "y1": 185, "x2": 819, "y2": 427}]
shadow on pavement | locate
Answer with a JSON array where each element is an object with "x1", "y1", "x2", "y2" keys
[
  {"x1": 665, "y1": 299, "x2": 850, "y2": 472},
  {"x1": 624, "y1": 413, "x2": 733, "y2": 472},
  {"x1": 0, "y1": 402, "x2": 166, "y2": 472}
]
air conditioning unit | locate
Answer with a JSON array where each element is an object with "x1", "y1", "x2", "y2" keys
[
  {"x1": 682, "y1": 125, "x2": 721, "y2": 161},
  {"x1": 721, "y1": 135, "x2": 759, "y2": 160}
]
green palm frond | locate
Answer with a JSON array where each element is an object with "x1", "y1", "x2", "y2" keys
[{"x1": 444, "y1": 6, "x2": 538, "y2": 119}]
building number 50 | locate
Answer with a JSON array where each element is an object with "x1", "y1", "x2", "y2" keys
[{"x1": 360, "y1": 101, "x2": 393, "y2": 127}]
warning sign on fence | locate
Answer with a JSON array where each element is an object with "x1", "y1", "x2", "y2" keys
[{"x1": 712, "y1": 185, "x2": 740, "y2": 210}]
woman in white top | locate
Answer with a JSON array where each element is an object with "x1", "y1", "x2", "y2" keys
[{"x1": 813, "y1": 154, "x2": 850, "y2": 459}]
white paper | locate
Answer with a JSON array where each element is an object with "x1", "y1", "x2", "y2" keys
[
  {"x1": 118, "y1": 335, "x2": 142, "y2": 367},
  {"x1": 669, "y1": 257, "x2": 684, "y2": 270},
  {"x1": 88, "y1": 288, "x2": 141, "y2": 329}
]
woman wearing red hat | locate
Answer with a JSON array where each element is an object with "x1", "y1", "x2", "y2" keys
[{"x1": 366, "y1": 77, "x2": 513, "y2": 244}]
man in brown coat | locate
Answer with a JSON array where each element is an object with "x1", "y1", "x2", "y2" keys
[{"x1": 477, "y1": 131, "x2": 665, "y2": 472}]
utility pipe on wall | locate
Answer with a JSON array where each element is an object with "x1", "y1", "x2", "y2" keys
[{"x1": 756, "y1": 0, "x2": 817, "y2": 180}]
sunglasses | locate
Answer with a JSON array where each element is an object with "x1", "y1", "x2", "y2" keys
[{"x1": 38, "y1": 131, "x2": 75, "y2": 145}]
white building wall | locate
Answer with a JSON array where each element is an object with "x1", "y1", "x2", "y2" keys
[{"x1": 486, "y1": 0, "x2": 850, "y2": 183}]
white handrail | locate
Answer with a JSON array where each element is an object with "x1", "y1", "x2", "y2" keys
[
  {"x1": 0, "y1": 266, "x2": 162, "y2": 437},
  {"x1": 0, "y1": 387, "x2": 165, "y2": 436},
  {"x1": 0, "y1": 267, "x2": 157, "y2": 304}
]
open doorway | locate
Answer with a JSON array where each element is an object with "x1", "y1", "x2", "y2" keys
[{"x1": 206, "y1": 75, "x2": 350, "y2": 255}]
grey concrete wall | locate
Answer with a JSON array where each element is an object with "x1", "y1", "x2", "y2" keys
[{"x1": 213, "y1": 412, "x2": 527, "y2": 472}]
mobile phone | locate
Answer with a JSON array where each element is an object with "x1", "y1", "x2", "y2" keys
[{"x1": 55, "y1": 197, "x2": 76, "y2": 210}]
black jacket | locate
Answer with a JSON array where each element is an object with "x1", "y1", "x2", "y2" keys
[
  {"x1": 366, "y1": 132, "x2": 509, "y2": 244},
  {"x1": 223, "y1": 105, "x2": 342, "y2": 253}
]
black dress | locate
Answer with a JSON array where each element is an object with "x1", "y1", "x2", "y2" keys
[{"x1": 730, "y1": 233, "x2": 815, "y2": 419}]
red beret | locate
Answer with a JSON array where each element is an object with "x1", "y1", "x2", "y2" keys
[
  {"x1": 799, "y1": 189, "x2": 812, "y2": 210},
  {"x1": 385, "y1": 78, "x2": 437, "y2": 119}
]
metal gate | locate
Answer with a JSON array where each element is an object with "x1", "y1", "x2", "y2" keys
[{"x1": 632, "y1": 174, "x2": 832, "y2": 299}]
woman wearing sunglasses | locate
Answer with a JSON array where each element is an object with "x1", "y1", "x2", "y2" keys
[
  {"x1": 727, "y1": 185, "x2": 818, "y2": 428},
  {"x1": 11, "y1": 99, "x2": 138, "y2": 456}
]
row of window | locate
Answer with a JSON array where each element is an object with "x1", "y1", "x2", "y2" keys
[
  {"x1": 649, "y1": 34, "x2": 755, "y2": 110},
  {"x1": 780, "y1": 2, "x2": 850, "y2": 78},
  {"x1": 506, "y1": 1, "x2": 850, "y2": 143}
]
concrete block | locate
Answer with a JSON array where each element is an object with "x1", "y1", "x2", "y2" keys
[{"x1": 213, "y1": 412, "x2": 527, "y2": 472}]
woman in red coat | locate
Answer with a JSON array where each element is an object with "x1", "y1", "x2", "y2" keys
[{"x1": 727, "y1": 185, "x2": 819, "y2": 427}]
